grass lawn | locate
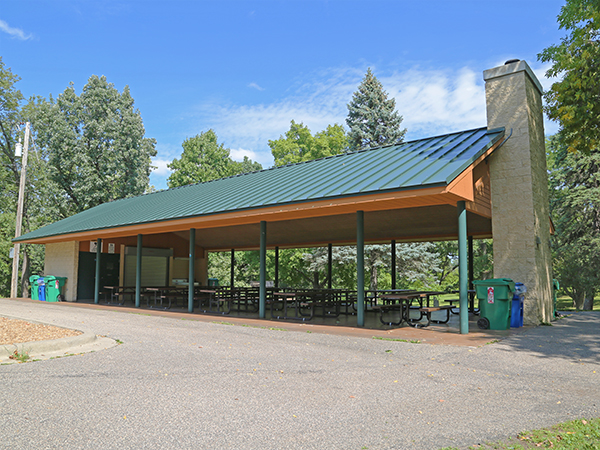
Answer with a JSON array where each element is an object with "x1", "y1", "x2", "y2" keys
[
  {"x1": 555, "y1": 295, "x2": 600, "y2": 311},
  {"x1": 438, "y1": 417, "x2": 600, "y2": 449},
  {"x1": 435, "y1": 293, "x2": 599, "y2": 312}
]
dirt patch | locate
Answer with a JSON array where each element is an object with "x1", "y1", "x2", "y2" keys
[{"x1": 0, "y1": 317, "x2": 82, "y2": 345}]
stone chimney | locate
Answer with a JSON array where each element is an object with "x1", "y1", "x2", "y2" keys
[{"x1": 483, "y1": 60, "x2": 553, "y2": 325}]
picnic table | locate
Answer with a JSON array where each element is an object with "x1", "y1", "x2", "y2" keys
[
  {"x1": 195, "y1": 288, "x2": 231, "y2": 315},
  {"x1": 376, "y1": 291, "x2": 453, "y2": 328},
  {"x1": 103, "y1": 286, "x2": 136, "y2": 305},
  {"x1": 271, "y1": 291, "x2": 312, "y2": 321}
]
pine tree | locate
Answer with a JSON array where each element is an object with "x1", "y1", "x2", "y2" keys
[{"x1": 346, "y1": 68, "x2": 406, "y2": 151}]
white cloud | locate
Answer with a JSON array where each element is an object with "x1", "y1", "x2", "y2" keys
[
  {"x1": 185, "y1": 62, "x2": 560, "y2": 169},
  {"x1": 248, "y1": 82, "x2": 265, "y2": 91},
  {"x1": 230, "y1": 147, "x2": 258, "y2": 162},
  {"x1": 151, "y1": 158, "x2": 172, "y2": 177},
  {"x1": 383, "y1": 67, "x2": 486, "y2": 139},
  {"x1": 0, "y1": 19, "x2": 33, "y2": 40}
]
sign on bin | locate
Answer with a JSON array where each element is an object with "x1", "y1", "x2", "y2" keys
[{"x1": 487, "y1": 287, "x2": 494, "y2": 304}]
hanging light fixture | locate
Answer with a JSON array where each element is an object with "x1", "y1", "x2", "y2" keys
[{"x1": 15, "y1": 137, "x2": 23, "y2": 158}]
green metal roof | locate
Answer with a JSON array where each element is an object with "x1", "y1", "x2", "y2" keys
[{"x1": 16, "y1": 126, "x2": 505, "y2": 242}]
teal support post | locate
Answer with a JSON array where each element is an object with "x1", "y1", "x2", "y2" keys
[
  {"x1": 188, "y1": 228, "x2": 196, "y2": 313},
  {"x1": 259, "y1": 221, "x2": 267, "y2": 319},
  {"x1": 94, "y1": 238, "x2": 102, "y2": 304},
  {"x1": 327, "y1": 243, "x2": 333, "y2": 290},
  {"x1": 357, "y1": 211, "x2": 365, "y2": 327},
  {"x1": 230, "y1": 249, "x2": 235, "y2": 288},
  {"x1": 468, "y1": 235, "x2": 474, "y2": 311},
  {"x1": 391, "y1": 240, "x2": 396, "y2": 290},
  {"x1": 274, "y1": 246, "x2": 279, "y2": 289},
  {"x1": 135, "y1": 234, "x2": 142, "y2": 308},
  {"x1": 457, "y1": 201, "x2": 469, "y2": 334}
]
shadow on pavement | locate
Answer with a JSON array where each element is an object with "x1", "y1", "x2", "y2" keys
[{"x1": 496, "y1": 311, "x2": 600, "y2": 364}]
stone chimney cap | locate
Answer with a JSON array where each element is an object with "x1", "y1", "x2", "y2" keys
[{"x1": 483, "y1": 60, "x2": 544, "y2": 96}]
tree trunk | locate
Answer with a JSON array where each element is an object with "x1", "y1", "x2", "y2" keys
[
  {"x1": 572, "y1": 291, "x2": 585, "y2": 310},
  {"x1": 312, "y1": 271, "x2": 320, "y2": 290},
  {"x1": 20, "y1": 247, "x2": 30, "y2": 298},
  {"x1": 583, "y1": 294, "x2": 594, "y2": 311},
  {"x1": 370, "y1": 265, "x2": 378, "y2": 291}
]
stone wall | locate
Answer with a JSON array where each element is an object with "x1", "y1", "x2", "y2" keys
[
  {"x1": 484, "y1": 60, "x2": 554, "y2": 325},
  {"x1": 44, "y1": 241, "x2": 79, "y2": 301}
]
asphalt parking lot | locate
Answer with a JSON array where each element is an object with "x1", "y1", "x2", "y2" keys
[{"x1": 1, "y1": 298, "x2": 599, "y2": 450}]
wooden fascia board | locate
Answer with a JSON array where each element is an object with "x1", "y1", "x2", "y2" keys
[
  {"x1": 21, "y1": 185, "x2": 463, "y2": 244},
  {"x1": 444, "y1": 169, "x2": 474, "y2": 202},
  {"x1": 443, "y1": 137, "x2": 504, "y2": 207}
]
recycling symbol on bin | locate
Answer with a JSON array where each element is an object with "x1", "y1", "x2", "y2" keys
[{"x1": 487, "y1": 287, "x2": 494, "y2": 304}]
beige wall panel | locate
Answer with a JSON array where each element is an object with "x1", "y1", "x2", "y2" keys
[{"x1": 44, "y1": 241, "x2": 79, "y2": 301}]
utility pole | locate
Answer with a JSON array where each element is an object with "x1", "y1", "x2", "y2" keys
[{"x1": 11, "y1": 122, "x2": 30, "y2": 298}]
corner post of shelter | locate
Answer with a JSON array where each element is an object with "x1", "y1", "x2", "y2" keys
[
  {"x1": 94, "y1": 238, "x2": 102, "y2": 304},
  {"x1": 356, "y1": 211, "x2": 365, "y2": 327},
  {"x1": 259, "y1": 221, "x2": 267, "y2": 319},
  {"x1": 468, "y1": 235, "x2": 474, "y2": 307},
  {"x1": 230, "y1": 249, "x2": 235, "y2": 288},
  {"x1": 391, "y1": 240, "x2": 397, "y2": 290},
  {"x1": 327, "y1": 243, "x2": 332, "y2": 290},
  {"x1": 188, "y1": 228, "x2": 196, "y2": 313},
  {"x1": 135, "y1": 234, "x2": 142, "y2": 308},
  {"x1": 457, "y1": 201, "x2": 468, "y2": 334}
]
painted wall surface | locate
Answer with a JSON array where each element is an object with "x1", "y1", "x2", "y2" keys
[
  {"x1": 169, "y1": 256, "x2": 208, "y2": 285},
  {"x1": 44, "y1": 241, "x2": 79, "y2": 301},
  {"x1": 484, "y1": 60, "x2": 554, "y2": 325}
]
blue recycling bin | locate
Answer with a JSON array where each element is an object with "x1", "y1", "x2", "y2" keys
[
  {"x1": 38, "y1": 279, "x2": 47, "y2": 301},
  {"x1": 510, "y1": 282, "x2": 526, "y2": 328}
]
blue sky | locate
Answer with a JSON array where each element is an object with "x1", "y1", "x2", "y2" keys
[{"x1": 2, "y1": 0, "x2": 565, "y2": 190}]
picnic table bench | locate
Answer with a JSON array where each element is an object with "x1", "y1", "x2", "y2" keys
[{"x1": 195, "y1": 289, "x2": 231, "y2": 315}]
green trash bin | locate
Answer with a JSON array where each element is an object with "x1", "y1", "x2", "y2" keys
[
  {"x1": 44, "y1": 276, "x2": 67, "y2": 302},
  {"x1": 473, "y1": 278, "x2": 515, "y2": 330},
  {"x1": 29, "y1": 275, "x2": 41, "y2": 300},
  {"x1": 552, "y1": 279, "x2": 560, "y2": 318},
  {"x1": 208, "y1": 278, "x2": 219, "y2": 287}
]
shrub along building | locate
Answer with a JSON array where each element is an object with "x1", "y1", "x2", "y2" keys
[{"x1": 14, "y1": 60, "x2": 554, "y2": 332}]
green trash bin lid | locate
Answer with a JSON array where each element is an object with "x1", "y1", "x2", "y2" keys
[
  {"x1": 473, "y1": 278, "x2": 515, "y2": 301},
  {"x1": 29, "y1": 275, "x2": 41, "y2": 283},
  {"x1": 473, "y1": 278, "x2": 515, "y2": 290}
]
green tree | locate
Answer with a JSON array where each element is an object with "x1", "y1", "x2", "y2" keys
[
  {"x1": 547, "y1": 134, "x2": 599, "y2": 309},
  {"x1": 0, "y1": 59, "x2": 53, "y2": 296},
  {"x1": 538, "y1": 0, "x2": 600, "y2": 154},
  {"x1": 168, "y1": 129, "x2": 262, "y2": 188},
  {"x1": 267, "y1": 121, "x2": 350, "y2": 288},
  {"x1": 231, "y1": 156, "x2": 263, "y2": 175},
  {"x1": 0, "y1": 58, "x2": 34, "y2": 297},
  {"x1": 0, "y1": 58, "x2": 23, "y2": 198},
  {"x1": 167, "y1": 130, "x2": 262, "y2": 281},
  {"x1": 269, "y1": 120, "x2": 348, "y2": 167},
  {"x1": 346, "y1": 68, "x2": 406, "y2": 151},
  {"x1": 30, "y1": 75, "x2": 157, "y2": 218}
]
